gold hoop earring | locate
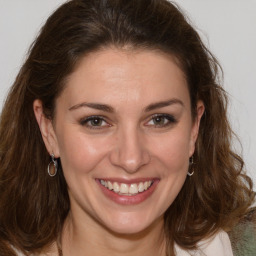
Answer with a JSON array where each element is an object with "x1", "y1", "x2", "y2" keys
[
  {"x1": 48, "y1": 153, "x2": 58, "y2": 177},
  {"x1": 187, "y1": 156, "x2": 194, "y2": 177}
]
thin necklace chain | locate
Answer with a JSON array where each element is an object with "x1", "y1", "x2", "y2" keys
[
  {"x1": 56, "y1": 244, "x2": 171, "y2": 256},
  {"x1": 56, "y1": 235, "x2": 169, "y2": 256}
]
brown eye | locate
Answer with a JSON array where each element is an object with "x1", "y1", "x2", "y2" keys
[
  {"x1": 146, "y1": 114, "x2": 177, "y2": 127},
  {"x1": 89, "y1": 118, "x2": 103, "y2": 126},
  {"x1": 152, "y1": 116, "x2": 168, "y2": 125},
  {"x1": 80, "y1": 116, "x2": 110, "y2": 129}
]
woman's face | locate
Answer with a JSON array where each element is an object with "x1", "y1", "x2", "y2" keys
[{"x1": 35, "y1": 48, "x2": 204, "y2": 235}]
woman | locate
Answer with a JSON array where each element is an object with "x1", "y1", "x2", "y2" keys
[{"x1": 0, "y1": 0, "x2": 254, "y2": 255}]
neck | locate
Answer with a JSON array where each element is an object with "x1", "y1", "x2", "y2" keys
[{"x1": 60, "y1": 212, "x2": 166, "y2": 256}]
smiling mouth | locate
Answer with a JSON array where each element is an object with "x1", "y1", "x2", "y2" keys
[{"x1": 99, "y1": 179, "x2": 153, "y2": 196}]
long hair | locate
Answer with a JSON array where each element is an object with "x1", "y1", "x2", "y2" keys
[{"x1": 0, "y1": 0, "x2": 254, "y2": 255}]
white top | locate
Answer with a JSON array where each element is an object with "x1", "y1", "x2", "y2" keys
[
  {"x1": 15, "y1": 230, "x2": 233, "y2": 256},
  {"x1": 175, "y1": 230, "x2": 233, "y2": 256}
]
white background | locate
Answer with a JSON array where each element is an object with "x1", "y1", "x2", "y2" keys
[{"x1": 0, "y1": 0, "x2": 255, "y2": 187}]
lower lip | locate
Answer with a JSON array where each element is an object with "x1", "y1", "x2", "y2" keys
[{"x1": 96, "y1": 179, "x2": 159, "y2": 205}]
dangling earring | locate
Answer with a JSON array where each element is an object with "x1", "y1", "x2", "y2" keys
[
  {"x1": 48, "y1": 153, "x2": 58, "y2": 177},
  {"x1": 187, "y1": 156, "x2": 194, "y2": 177}
]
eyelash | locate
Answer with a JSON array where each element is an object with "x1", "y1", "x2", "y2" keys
[
  {"x1": 146, "y1": 114, "x2": 177, "y2": 128},
  {"x1": 79, "y1": 115, "x2": 110, "y2": 129},
  {"x1": 79, "y1": 114, "x2": 177, "y2": 130}
]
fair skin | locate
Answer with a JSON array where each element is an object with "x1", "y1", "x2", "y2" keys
[{"x1": 34, "y1": 48, "x2": 204, "y2": 256}]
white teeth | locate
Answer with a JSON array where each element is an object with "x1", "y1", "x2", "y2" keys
[
  {"x1": 120, "y1": 183, "x2": 129, "y2": 194},
  {"x1": 100, "y1": 180, "x2": 153, "y2": 195},
  {"x1": 113, "y1": 182, "x2": 120, "y2": 192},
  {"x1": 129, "y1": 184, "x2": 138, "y2": 194},
  {"x1": 107, "y1": 181, "x2": 113, "y2": 190},
  {"x1": 138, "y1": 182, "x2": 144, "y2": 192}
]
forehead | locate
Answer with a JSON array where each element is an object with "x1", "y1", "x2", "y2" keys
[{"x1": 59, "y1": 48, "x2": 190, "y2": 109}]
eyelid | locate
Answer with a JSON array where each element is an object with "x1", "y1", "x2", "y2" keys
[{"x1": 150, "y1": 113, "x2": 176, "y2": 120}]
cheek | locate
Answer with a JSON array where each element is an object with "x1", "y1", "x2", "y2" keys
[
  {"x1": 149, "y1": 129, "x2": 191, "y2": 173},
  {"x1": 56, "y1": 128, "x2": 111, "y2": 176}
]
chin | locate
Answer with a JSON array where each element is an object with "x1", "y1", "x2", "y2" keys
[{"x1": 101, "y1": 211, "x2": 163, "y2": 236}]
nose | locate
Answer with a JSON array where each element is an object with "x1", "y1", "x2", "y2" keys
[{"x1": 109, "y1": 127, "x2": 151, "y2": 173}]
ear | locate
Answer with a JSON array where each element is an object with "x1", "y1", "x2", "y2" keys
[
  {"x1": 189, "y1": 100, "x2": 205, "y2": 156},
  {"x1": 33, "y1": 99, "x2": 60, "y2": 158}
]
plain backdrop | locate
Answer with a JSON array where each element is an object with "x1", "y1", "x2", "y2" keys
[{"x1": 0, "y1": 0, "x2": 255, "y2": 187}]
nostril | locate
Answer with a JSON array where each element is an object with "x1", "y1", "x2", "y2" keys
[{"x1": 109, "y1": 133, "x2": 151, "y2": 172}]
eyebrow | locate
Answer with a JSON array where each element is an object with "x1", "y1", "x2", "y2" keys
[
  {"x1": 69, "y1": 98, "x2": 184, "y2": 113},
  {"x1": 69, "y1": 102, "x2": 114, "y2": 112},
  {"x1": 144, "y1": 99, "x2": 184, "y2": 112}
]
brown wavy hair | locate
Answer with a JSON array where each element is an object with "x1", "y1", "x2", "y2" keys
[{"x1": 0, "y1": 0, "x2": 254, "y2": 255}]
